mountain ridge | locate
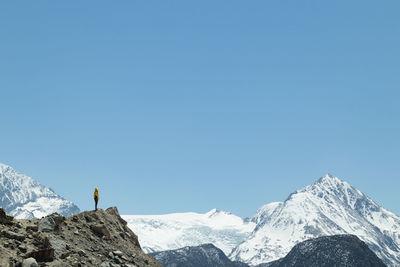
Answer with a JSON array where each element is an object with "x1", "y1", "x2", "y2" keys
[
  {"x1": 230, "y1": 174, "x2": 400, "y2": 266},
  {"x1": 0, "y1": 163, "x2": 80, "y2": 219}
]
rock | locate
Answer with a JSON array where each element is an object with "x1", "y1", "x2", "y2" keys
[
  {"x1": 91, "y1": 224, "x2": 111, "y2": 239},
  {"x1": 26, "y1": 225, "x2": 38, "y2": 232},
  {"x1": 113, "y1": 250, "x2": 123, "y2": 257},
  {"x1": 101, "y1": 262, "x2": 111, "y2": 267},
  {"x1": 47, "y1": 235, "x2": 67, "y2": 257},
  {"x1": 0, "y1": 208, "x2": 14, "y2": 225},
  {"x1": 78, "y1": 249, "x2": 87, "y2": 257},
  {"x1": 38, "y1": 213, "x2": 65, "y2": 232},
  {"x1": 22, "y1": 258, "x2": 38, "y2": 267},
  {"x1": 74, "y1": 230, "x2": 79, "y2": 235},
  {"x1": 1, "y1": 230, "x2": 25, "y2": 241},
  {"x1": 28, "y1": 248, "x2": 55, "y2": 261},
  {"x1": 45, "y1": 260, "x2": 65, "y2": 267},
  {"x1": 60, "y1": 251, "x2": 72, "y2": 259},
  {"x1": 18, "y1": 244, "x2": 27, "y2": 252}
]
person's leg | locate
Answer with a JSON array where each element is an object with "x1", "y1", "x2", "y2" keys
[{"x1": 95, "y1": 198, "x2": 98, "y2": 211}]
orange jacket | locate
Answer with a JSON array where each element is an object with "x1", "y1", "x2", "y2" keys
[{"x1": 94, "y1": 188, "x2": 99, "y2": 199}]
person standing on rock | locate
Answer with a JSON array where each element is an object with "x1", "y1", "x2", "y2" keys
[{"x1": 94, "y1": 187, "x2": 99, "y2": 211}]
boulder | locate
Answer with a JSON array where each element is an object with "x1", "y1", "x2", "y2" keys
[
  {"x1": 38, "y1": 213, "x2": 65, "y2": 232},
  {"x1": 28, "y1": 247, "x2": 55, "y2": 261},
  {"x1": 1, "y1": 230, "x2": 25, "y2": 241},
  {"x1": 22, "y1": 257, "x2": 38, "y2": 267},
  {"x1": 0, "y1": 208, "x2": 14, "y2": 225},
  {"x1": 47, "y1": 235, "x2": 67, "y2": 257},
  {"x1": 113, "y1": 250, "x2": 123, "y2": 257},
  {"x1": 91, "y1": 224, "x2": 111, "y2": 239}
]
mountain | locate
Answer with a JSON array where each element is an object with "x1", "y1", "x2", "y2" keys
[
  {"x1": 151, "y1": 243, "x2": 249, "y2": 267},
  {"x1": 259, "y1": 235, "x2": 386, "y2": 267},
  {"x1": 0, "y1": 163, "x2": 80, "y2": 219},
  {"x1": 122, "y1": 208, "x2": 255, "y2": 255},
  {"x1": 230, "y1": 174, "x2": 400, "y2": 266},
  {"x1": 0, "y1": 206, "x2": 161, "y2": 266}
]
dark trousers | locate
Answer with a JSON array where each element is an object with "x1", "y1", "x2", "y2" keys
[{"x1": 94, "y1": 197, "x2": 98, "y2": 211}]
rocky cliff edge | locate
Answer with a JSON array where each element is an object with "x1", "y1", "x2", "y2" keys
[{"x1": 0, "y1": 207, "x2": 161, "y2": 267}]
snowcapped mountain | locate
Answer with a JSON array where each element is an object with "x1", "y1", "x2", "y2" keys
[
  {"x1": 122, "y1": 208, "x2": 255, "y2": 255},
  {"x1": 230, "y1": 174, "x2": 400, "y2": 266},
  {"x1": 0, "y1": 163, "x2": 80, "y2": 219}
]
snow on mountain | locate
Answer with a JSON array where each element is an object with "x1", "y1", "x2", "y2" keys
[
  {"x1": 230, "y1": 174, "x2": 400, "y2": 266},
  {"x1": 0, "y1": 163, "x2": 80, "y2": 219},
  {"x1": 122, "y1": 208, "x2": 255, "y2": 255}
]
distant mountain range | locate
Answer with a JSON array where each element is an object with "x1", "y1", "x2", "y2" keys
[
  {"x1": 1, "y1": 163, "x2": 398, "y2": 266},
  {"x1": 153, "y1": 235, "x2": 386, "y2": 267},
  {"x1": 0, "y1": 163, "x2": 80, "y2": 219},
  {"x1": 127, "y1": 174, "x2": 400, "y2": 266}
]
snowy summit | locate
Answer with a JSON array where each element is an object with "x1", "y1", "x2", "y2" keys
[
  {"x1": 230, "y1": 174, "x2": 400, "y2": 266},
  {"x1": 0, "y1": 163, "x2": 80, "y2": 219}
]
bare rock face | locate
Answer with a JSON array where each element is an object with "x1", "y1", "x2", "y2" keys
[
  {"x1": 261, "y1": 234, "x2": 387, "y2": 267},
  {"x1": 0, "y1": 207, "x2": 161, "y2": 267},
  {"x1": 0, "y1": 208, "x2": 14, "y2": 225}
]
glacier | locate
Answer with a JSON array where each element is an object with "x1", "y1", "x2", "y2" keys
[{"x1": 122, "y1": 208, "x2": 255, "y2": 255}]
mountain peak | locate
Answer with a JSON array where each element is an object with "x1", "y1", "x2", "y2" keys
[
  {"x1": 0, "y1": 162, "x2": 11, "y2": 170},
  {"x1": 206, "y1": 208, "x2": 221, "y2": 217},
  {"x1": 309, "y1": 173, "x2": 350, "y2": 193},
  {"x1": 318, "y1": 173, "x2": 342, "y2": 183},
  {"x1": 231, "y1": 174, "x2": 400, "y2": 266},
  {"x1": 0, "y1": 163, "x2": 80, "y2": 219}
]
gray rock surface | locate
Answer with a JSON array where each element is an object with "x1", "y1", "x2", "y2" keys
[
  {"x1": 38, "y1": 213, "x2": 64, "y2": 232},
  {"x1": 259, "y1": 234, "x2": 387, "y2": 267},
  {"x1": 152, "y1": 243, "x2": 249, "y2": 267},
  {"x1": 22, "y1": 257, "x2": 38, "y2": 267}
]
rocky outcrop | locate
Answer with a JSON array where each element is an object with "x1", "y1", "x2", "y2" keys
[
  {"x1": 0, "y1": 207, "x2": 161, "y2": 267},
  {"x1": 0, "y1": 208, "x2": 14, "y2": 225}
]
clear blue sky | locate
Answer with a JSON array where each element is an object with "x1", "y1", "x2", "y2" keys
[{"x1": 1, "y1": 1, "x2": 399, "y2": 217}]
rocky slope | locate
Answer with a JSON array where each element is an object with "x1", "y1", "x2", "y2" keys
[
  {"x1": 259, "y1": 234, "x2": 386, "y2": 267},
  {"x1": 123, "y1": 208, "x2": 255, "y2": 254},
  {"x1": 0, "y1": 163, "x2": 80, "y2": 219},
  {"x1": 0, "y1": 206, "x2": 161, "y2": 267},
  {"x1": 230, "y1": 174, "x2": 400, "y2": 266},
  {"x1": 151, "y1": 243, "x2": 249, "y2": 267}
]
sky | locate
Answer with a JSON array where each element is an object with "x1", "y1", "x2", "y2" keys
[{"x1": 0, "y1": 1, "x2": 399, "y2": 218}]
